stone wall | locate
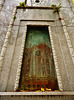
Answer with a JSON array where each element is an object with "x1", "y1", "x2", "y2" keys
[
  {"x1": 0, "y1": 0, "x2": 74, "y2": 54},
  {"x1": 0, "y1": 0, "x2": 74, "y2": 92}
]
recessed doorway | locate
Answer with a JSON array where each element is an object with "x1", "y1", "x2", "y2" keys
[{"x1": 19, "y1": 26, "x2": 59, "y2": 91}]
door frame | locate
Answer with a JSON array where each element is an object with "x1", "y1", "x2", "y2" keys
[{"x1": 14, "y1": 24, "x2": 63, "y2": 92}]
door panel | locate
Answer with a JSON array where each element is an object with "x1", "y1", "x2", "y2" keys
[{"x1": 19, "y1": 26, "x2": 58, "y2": 91}]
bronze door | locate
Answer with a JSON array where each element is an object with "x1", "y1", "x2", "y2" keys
[{"x1": 19, "y1": 26, "x2": 58, "y2": 91}]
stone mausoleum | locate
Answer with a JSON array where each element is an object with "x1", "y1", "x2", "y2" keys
[{"x1": 0, "y1": 0, "x2": 74, "y2": 100}]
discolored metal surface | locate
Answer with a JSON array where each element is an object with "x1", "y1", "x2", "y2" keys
[{"x1": 19, "y1": 26, "x2": 58, "y2": 91}]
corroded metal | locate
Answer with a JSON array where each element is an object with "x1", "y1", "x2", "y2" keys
[{"x1": 19, "y1": 26, "x2": 58, "y2": 91}]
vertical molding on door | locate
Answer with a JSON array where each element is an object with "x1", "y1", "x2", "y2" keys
[
  {"x1": 14, "y1": 25, "x2": 27, "y2": 91},
  {"x1": 48, "y1": 26, "x2": 63, "y2": 91}
]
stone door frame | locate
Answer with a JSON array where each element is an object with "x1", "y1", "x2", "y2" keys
[{"x1": 14, "y1": 23, "x2": 63, "y2": 92}]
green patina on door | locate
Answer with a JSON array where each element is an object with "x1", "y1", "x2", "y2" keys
[{"x1": 19, "y1": 26, "x2": 58, "y2": 91}]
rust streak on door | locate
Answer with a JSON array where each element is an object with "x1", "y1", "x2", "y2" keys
[{"x1": 19, "y1": 26, "x2": 59, "y2": 91}]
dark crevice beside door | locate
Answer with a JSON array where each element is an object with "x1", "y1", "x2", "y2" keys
[{"x1": 19, "y1": 26, "x2": 59, "y2": 91}]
